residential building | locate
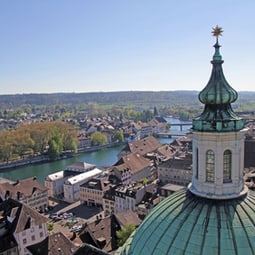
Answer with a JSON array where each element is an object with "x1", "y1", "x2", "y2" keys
[
  {"x1": 122, "y1": 136, "x2": 161, "y2": 157},
  {"x1": 79, "y1": 215, "x2": 120, "y2": 253},
  {"x1": 138, "y1": 121, "x2": 153, "y2": 139},
  {"x1": 148, "y1": 117, "x2": 167, "y2": 135},
  {"x1": 114, "y1": 210, "x2": 141, "y2": 228},
  {"x1": 158, "y1": 183, "x2": 184, "y2": 198},
  {"x1": 0, "y1": 198, "x2": 48, "y2": 255},
  {"x1": 102, "y1": 187, "x2": 116, "y2": 216},
  {"x1": 114, "y1": 184, "x2": 146, "y2": 212},
  {"x1": 27, "y1": 232, "x2": 78, "y2": 255},
  {"x1": 113, "y1": 153, "x2": 153, "y2": 185},
  {"x1": 0, "y1": 177, "x2": 48, "y2": 212},
  {"x1": 136, "y1": 183, "x2": 160, "y2": 219},
  {"x1": 78, "y1": 136, "x2": 92, "y2": 152},
  {"x1": 158, "y1": 154, "x2": 192, "y2": 186},
  {"x1": 79, "y1": 175, "x2": 112, "y2": 207}
]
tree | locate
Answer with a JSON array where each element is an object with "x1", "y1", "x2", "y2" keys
[
  {"x1": 12, "y1": 129, "x2": 34, "y2": 158},
  {"x1": 29, "y1": 123, "x2": 51, "y2": 154},
  {"x1": 47, "y1": 222, "x2": 54, "y2": 233},
  {"x1": 116, "y1": 224, "x2": 136, "y2": 247},
  {"x1": 0, "y1": 141, "x2": 13, "y2": 163},
  {"x1": 54, "y1": 122, "x2": 78, "y2": 152},
  {"x1": 91, "y1": 131, "x2": 107, "y2": 146},
  {"x1": 47, "y1": 128, "x2": 63, "y2": 160},
  {"x1": 140, "y1": 177, "x2": 148, "y2": 185},
  {"x1": 112, "y1": 130, "x2": 124, "y2": 143}
]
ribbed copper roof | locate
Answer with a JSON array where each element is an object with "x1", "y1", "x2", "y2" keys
[
  {"x1": 193, "y1": 39, "x2": 244, "y2": 132},
  {"x1": 198, "y1": 41, "x2": 238, "y2": 105},
  {"x1": 116, "y1": 188, "x2": 255, "y2": 255}
]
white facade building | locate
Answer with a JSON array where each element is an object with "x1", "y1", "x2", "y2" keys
[
  {"x1": 63, "y1": 168, "x2": 102, "y2": 203},
  {"x1": 44, "y1": 161, "x2": 96, "y2": 198},
  {"x1": 44, "y1": 170, "x2": 68, "y2": 198}
]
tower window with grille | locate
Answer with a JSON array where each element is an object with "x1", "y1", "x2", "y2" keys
[
  {"x1": 206, "y1": 150, "x2": 215, "y2": 182},
  {"x1": 223, "y1": 150, "x2": 232, "y2": 183}
]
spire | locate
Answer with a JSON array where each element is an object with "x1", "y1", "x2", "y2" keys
[
  {"x1": 212, "y1": 25, "x2": 223, "y2": 62},
  {"x1": 193, "y1": 26, "x2": 244, "y2": 132}
]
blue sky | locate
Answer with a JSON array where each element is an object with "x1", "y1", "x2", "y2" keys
[{"x1": 1, "y1": 1, "x2": 255, "y2": 94}]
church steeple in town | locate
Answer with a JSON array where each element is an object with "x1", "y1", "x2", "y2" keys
[{"x1": 189, "y1": 26, "x2": 247, "y2": 199}]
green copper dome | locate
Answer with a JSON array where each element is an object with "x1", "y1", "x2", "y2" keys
[
  {"x1": 116, "y1": 189, "x2": 255, "y2": 255},
  {"x1": 193, "y1": 37, "x2": 244, "y2": 132}
]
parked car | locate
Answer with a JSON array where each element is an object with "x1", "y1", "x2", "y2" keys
[
  {"x1": 49, "y1": 213, "x2": 58, "y2": 219},
  {"x1": 53, "y1": 216, "x2": 62, "y2": 222},
  {"x1": 71, "y1": 225, "x2": 82, "y2": 232},
  {"x1": 62, "y1": 212, "x2": 73, "y2": 219}
]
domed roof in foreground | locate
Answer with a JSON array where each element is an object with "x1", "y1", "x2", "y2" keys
[{"x1": 116, "y1": 188, "x2": 255, "y2": 255}]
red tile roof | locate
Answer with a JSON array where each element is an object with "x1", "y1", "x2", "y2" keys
[{"x1": 128, "y1": 136, "x2": 161, "y2": 156}]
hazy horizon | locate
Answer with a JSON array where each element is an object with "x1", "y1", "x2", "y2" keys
[{"x1": 1, "y1": 89, "x2": 255, "y2": 97}]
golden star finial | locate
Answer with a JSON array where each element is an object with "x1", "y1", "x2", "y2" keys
[{"x1": 212, "y1": 25, "x2": 223, "y2": 38}]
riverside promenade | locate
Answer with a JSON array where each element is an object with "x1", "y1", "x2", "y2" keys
[{"x1": 0, "y1": 155, "x2": 50, "y2": 170}]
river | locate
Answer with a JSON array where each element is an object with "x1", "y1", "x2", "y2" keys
[{"x1": 0, "y1": 117, "x2": 191, "y2": 184}]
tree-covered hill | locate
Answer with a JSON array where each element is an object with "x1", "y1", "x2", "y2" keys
[{"x1": 0, "y1": 91, "x2": 200, "y2": 110}]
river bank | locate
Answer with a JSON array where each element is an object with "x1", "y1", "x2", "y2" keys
[
  {"x1": 0, "y1": 141, "x2": 127, "y2": 171},
  {"x1": 0, "y1": 144, "x2": 127, "y2": 184}
]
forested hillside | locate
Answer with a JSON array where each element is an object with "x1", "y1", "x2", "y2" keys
[
  {"x1": 0, "y1": 91, "x2": 200, "y2": 109},
  {"x1": 1, "y1": 91, "x2": 254, "y2": 110}
]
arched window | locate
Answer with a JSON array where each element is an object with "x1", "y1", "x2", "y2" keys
[
  {"x1": 196, "y1": 148, "x2": 199, "y2": 179},
  {"x1": 206, "y1": 150, "x2": 215, "y2": 182},
  {"x1": 223, "y1": 150, "x2": 232, "y2": 183}
]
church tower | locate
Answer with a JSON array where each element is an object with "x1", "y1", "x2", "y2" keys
[
  {"x1": 189, "y1": 26, "x2": 248, "y2": 199},
  {"x1": 116, "y1": 27, "x2": 255, "y2": 255}
]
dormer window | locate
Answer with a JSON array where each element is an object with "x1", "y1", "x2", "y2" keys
[
  {"x1": 223, "y1": 150, "x2": 232, "y2": 183},
  {"x1": 206, "y1": 150, "x2": 215, "y2": 182}
]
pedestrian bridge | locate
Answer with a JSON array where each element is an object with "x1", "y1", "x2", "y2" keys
[{"x1": 156, "y1": 133, "x2": 188, "y2": 138}]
